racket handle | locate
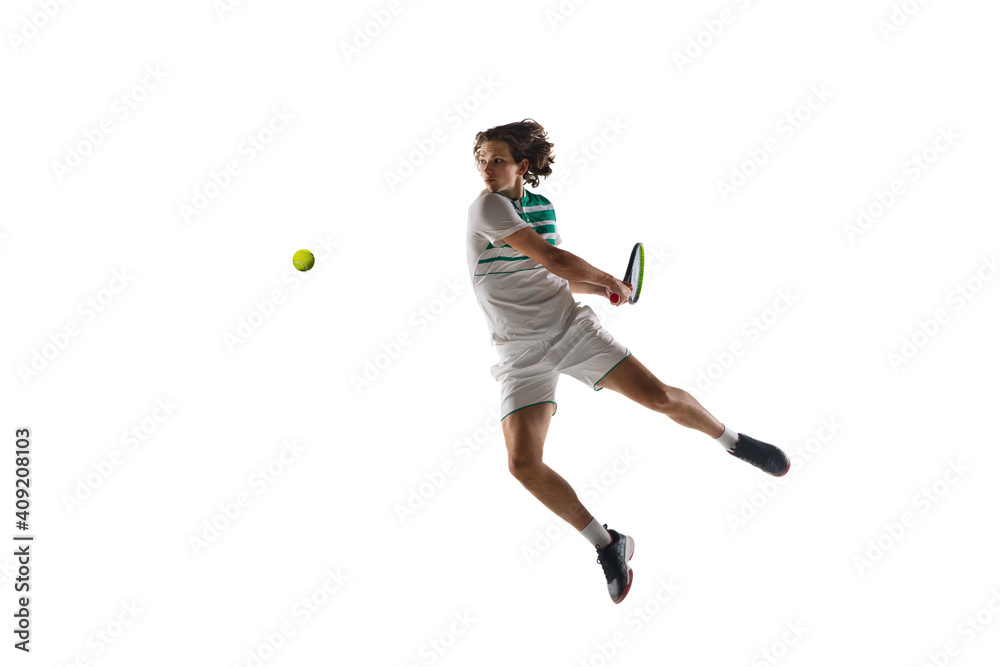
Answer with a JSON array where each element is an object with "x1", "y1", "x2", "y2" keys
[{"x1": 610, "y1": 293, "x2": 619, "y2": 304}]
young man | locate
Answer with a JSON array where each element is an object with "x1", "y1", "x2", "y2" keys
[{"x1": 466, "y1": 119, "x2": 790, "y2": 604}]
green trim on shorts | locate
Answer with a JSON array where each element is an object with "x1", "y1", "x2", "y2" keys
[
  {"x1": 501, "y1": 401, "x2": 558, "y2": 421},
  {"x1": 593, "y1": 351, "x2": 632, "y2": 391}
]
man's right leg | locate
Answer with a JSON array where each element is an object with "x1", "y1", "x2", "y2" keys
[
  {"x1": 502, "y1": 403, "x2": 594, "y2": 532},
  {"x1": 502, "y1": 401, "x2": 635, "y2": 603}
]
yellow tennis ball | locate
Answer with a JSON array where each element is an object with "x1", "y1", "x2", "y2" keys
[{"x1": 292, "y1": 249, "x2": 315, "y2": 271}]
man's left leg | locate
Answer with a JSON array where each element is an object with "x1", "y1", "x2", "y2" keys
[
  {"x1": 595, "y1": 355, "x2": 724, "y2": 436},
  {"x1": 596, "y1": 354, "x2": 790, "y2": 476}
]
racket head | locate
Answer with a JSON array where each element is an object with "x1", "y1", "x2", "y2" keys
[{"x1": 624, "y1": 242, "x2": 644, "y2": 304}]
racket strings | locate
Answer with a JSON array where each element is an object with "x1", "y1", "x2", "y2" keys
[{"x1": 628, "y1": 246, "x2": 643, "y2": 303}]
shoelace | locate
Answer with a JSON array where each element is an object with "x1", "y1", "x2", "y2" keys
[
  {"x1": 596, "y1": 542, "x2": 626, "y2": 583},
  {"x1": 730, "y1": 439, "x2": 774, "y2": 470}
]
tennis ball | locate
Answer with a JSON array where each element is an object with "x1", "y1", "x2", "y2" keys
[{"x1": 292, "y1": 249, "x2": 315, "y2": 272}]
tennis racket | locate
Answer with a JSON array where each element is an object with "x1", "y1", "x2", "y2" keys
[{"x1": 610, "y1": 242, "x2": 644, "y2": 305}]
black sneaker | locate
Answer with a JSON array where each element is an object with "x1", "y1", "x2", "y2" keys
[
  {"x1": 595, "y1": 525, "x2": 634, "y2": 604},
  {"x1": 730, "y1": 433, "x2": 791, "y2": 476}
]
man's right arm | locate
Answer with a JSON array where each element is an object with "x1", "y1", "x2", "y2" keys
[{"x1": 501, "y1": 227, "x2": 616, "y2": 288}]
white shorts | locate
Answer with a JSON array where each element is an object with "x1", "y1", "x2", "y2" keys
[{"x1": 490, "y1": 303, "x2": 631, "y2": 421}]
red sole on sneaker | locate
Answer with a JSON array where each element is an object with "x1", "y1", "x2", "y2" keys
[
  {"x1": 614, "y1": 569, "x2": 633, "y2": 604},
  {"x1": 614, "y1": 537, "x2": 635, "y2": 604}
]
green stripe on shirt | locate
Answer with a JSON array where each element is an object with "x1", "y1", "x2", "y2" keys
[
  {"x1": 477, "y1": 254, "x2": 529, "y2": 264},
  {"x1": 485, "y1": 236, "x2": 557, "y2": 250}
]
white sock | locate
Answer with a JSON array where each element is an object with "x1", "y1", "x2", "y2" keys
[
  {"x1": 716, "y1": 424, "x2": 739, "y2": 452},
  {"x1": 581, "y1": 517, "x2": 613, "y2": 549}
]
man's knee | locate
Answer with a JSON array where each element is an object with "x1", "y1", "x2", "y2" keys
[
  {"x1": 652, "y1": 385, "x2": 676, "y2": 413},
  {"x1": 508, "y1": 449, "x2": 543, "y2": 481}
]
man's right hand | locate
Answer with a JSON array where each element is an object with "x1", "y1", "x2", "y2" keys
[{"x1": 607, "y1": 279, "x2": 632, "y2": 305}]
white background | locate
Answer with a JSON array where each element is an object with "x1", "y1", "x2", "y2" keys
[{"x1": 2, "y1": 0, "x2": 999, "y2": 665}]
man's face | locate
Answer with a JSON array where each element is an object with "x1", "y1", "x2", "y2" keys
[{"x1": 476, "y1": 141, "x2": 526, "y2": 195}]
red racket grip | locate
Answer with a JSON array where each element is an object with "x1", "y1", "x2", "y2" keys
[{"x1": 610, "y1": 293, "x2": 619, "y2": 304}]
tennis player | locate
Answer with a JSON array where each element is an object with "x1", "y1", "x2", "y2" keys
[{"x1": 466, "y1": 119, "x2": 790, "y2": 604}]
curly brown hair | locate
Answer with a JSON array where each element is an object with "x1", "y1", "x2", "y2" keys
[{"x1": 472, "y1": 119, "x2": 555, "y2": 188}]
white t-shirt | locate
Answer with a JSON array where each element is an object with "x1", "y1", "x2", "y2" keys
[{"x1": 466, "y1": 188, "x2": 576, "y2": 344}]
